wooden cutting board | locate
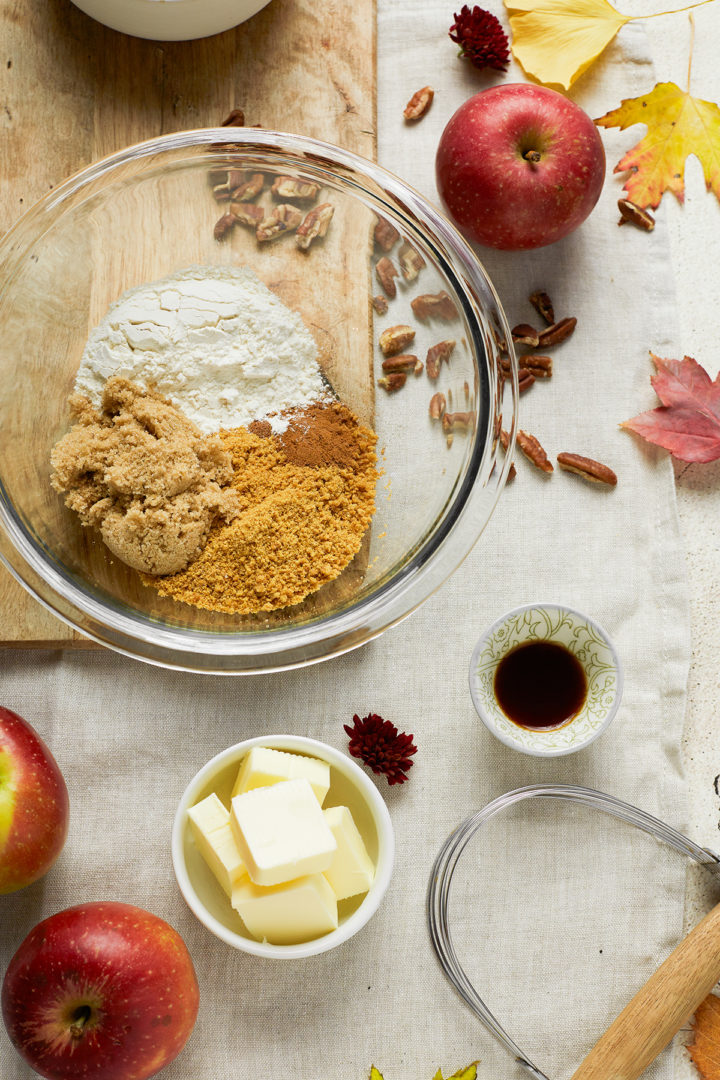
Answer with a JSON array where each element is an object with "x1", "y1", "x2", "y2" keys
[{"x1": 0, "y1": 0, "x2": 376, "y2": 647}]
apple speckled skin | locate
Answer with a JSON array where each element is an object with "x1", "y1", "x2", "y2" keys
[
  {"x1": 2, "y1": 902, "x2": 200, "y2": 1080},
  {"x1": 436, "y1": 83, "x2": 606, "y2": 251},
  {"x1": 0, "y1": 705, "x2": 69, "y2": 894}
]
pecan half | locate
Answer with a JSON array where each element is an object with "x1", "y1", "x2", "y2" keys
[
  {"x1": 412, "y1": 292, "x2": 458, "y2": 321},
  {"x1": 377, "y1": 372, "x2": 406, "y2": 392},
  {"x1": 374, "y1": 217, "x2": 400, "y2": 252},
  {"x1": 379, "y1": 324, "x2": 415, "y2": 357},
  {"x1": 229, "y1": 202, "x2": 265, "y2": 228},
  {"x1": 232, "y1": 173, "x2": 265, "y2": 201},
  {"x1": 557, "y1": 453, "x2": 617, "y2": 486},
  {"x1": 376, "y1": 257, "x2": 399, "y2": 298},
  {"x1": 429, "y1": 392, "x2": 446, "y2": 420},
  {"x1": 256, "y1": 204, "x2": 303, "y2": 242},
  {"x1": 537, "y1": 317, "x2": 577, "y2": 347},
  {"x1": 214, "y1": 212, "x2": 237, "y2": 241},
  {"x1": 398, "y1": 241, "x2": 426, "y2": 281},
  {"x1": 518, "y1": 368, "x2": 535, "y2": 393},
  {"x1": 221, "y1": 108, "x2": 246, "y2": 127},
  {"x1": 618, "y1": 198, "x2": 655, "y2": 232},
  {"x1": 516, "y1": 430, "x2": 553, "y2": 473},
  {"x1": 529, "y1": 290, "x2": 555, "y2": 325},
  {"x1": 521, "y1": 354, "x2": 552, "y2": 378},
  {"x1": 404, "y1": 85, "x2": 434, "y2": 121},
  {"x1": 425, "y1": 339, "x2": 456, "y2": 380},
  {"x1": 371, "y1": 295, "x2": 388, "y2": 315},
  {"x1": 442, "y1": 411, "x2": 474, "y2": 433},
  {"x1": 296, "y1": 203, "x2": 334, "y2": 249},
  {"x1": 272, "y1": 176, "x2": 321, "y2": 202},
  {"x1": 498, "y1": 429, "x2": 517, "y2": 481},
  {"x1": 381, "y1": 353, "x2": 420, "y2": 373},
  {"x1": 511, "y1": 323, "x2": 540, "y2": 347}
]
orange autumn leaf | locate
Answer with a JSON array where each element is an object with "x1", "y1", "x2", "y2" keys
[
  {"x1": 596, "y1": 81, "x2": 720, "y2": 209},
  {"x1": 688, "y1": 993, "x2": 720, "y2": 1079}
]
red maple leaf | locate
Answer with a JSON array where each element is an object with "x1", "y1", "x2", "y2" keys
[{"x1": 621, "y1": 354, "x2": 720, "y2": 463}]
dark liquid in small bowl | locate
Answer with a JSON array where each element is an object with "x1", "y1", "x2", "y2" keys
[{"x1": 493, "y1": 640, "x2": 587, "y2": 731}]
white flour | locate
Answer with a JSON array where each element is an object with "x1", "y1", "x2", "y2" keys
[{"x1": 74, "y1": 265, "x2": 328, "y2": 434}]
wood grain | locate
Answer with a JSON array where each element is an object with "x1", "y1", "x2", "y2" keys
[{"x1": 0, "y1": 0, "x2": 376, "y2": 646}]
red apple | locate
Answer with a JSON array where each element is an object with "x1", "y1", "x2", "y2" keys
[
  {"x1": 436, "y1": 83, "x2": 606, "y2": 250},
  {"x1": 2, "y1": 901, "x2": 200, "y2": 1080},
  {"x1": 0, "y1": 705, "x2": 69, "y2": 894}
]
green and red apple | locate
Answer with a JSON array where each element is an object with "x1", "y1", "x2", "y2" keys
[
  {"x1": 2, "y1": 901, "x2": 200, "y2": 1080},
  {"x1": 436, "y1": 83, "x2": 606, "y2": 250},
  {"x1": 0, "y1": 705, "x2": 69, "y2": 893}
]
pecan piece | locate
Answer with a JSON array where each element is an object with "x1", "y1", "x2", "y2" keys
[
  {"x1": 618, "y1": 198, "x2": 655, "y2": 232},
  {"x1": 557, "y1": 453, "x2": 617, "y2": 486},
  {"x1": 404, "y1": 85, "x2": 434, "y2": 121},
  {"x1": 229, "y1": 202, "x2": 265, "y2": 228},
  {"x1": 521, "y1": 354, "x2": 552, "y2": 378},
  {"x1": 398, "y1": 241, "x2": 426, "y2": 282},
  {"x1": 511, "y1": 323, "x2": 540, "y2": 347},
  {"x1": 374, "y1": 217, "x2": 400, "y2": 252},
  {"x1": 538, "y1": 317, "x2": 576, "y2": 347},
  {"x1": 256, "y1": 204, "x2": 303, "y2": 242},
  {"x1": 429, "y1": 392, "x2": 446, "y2": 420},
  {"x1": 442, "y1": 411, "x2": 474, "y2": 433},
  {"x1": 371, "y1": 295, "x2": 388, "y2": 315},
  {"x1": 221, "y1": 108, "x2": 246, "y2": 127},
  {"x1": 232, "y1": 172, "x2": 265, "y2": 201},
  {"x1": 377, "y1": 372, "x2": 406, "y2": 392},
  {"x1": 296, "y1": 203, "x2": 334, "y2": 250},
  {"x1": 272, "y1": 176, "x2": 321, "y2": 202},
  {"x1": 498, "y1": 429, "x2": 517, "y2": 481},
  {"x1": 381, "y1": 354, "x2": 420, "y2": 373},
  {"x1": 214, "y1": 212, "x2": 237, "y2": 241},
  {"x1": 411, "y1": 291, "x2": 458, "y2": 321},
  {"x1": 516, "y1": 430, "x2": 553, "y2": 473},
  {"x1": 425, "y1": 339, "x2": 456, "y2": 380},
  {"x1": 379, "y1": 324, "x2": 415, "y2": 357},
  {"x1": 518, "y1": 368, "x2": 535, "y2": 392},
  {"x1": 529, "y1": 290, "x2": 555, "y2": 325},
  {"x1": 376, "y1": 256, "x2": 399, "y2": 298}
]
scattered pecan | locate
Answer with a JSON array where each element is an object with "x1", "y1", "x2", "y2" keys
[
  {"x1": 398, "y1": 241, "x2": 426, "y2": 281},
  {"x1": 381, "y1": 354, "x2": 420, "y2": 373},
  {"x1": 411, "y1": 292, "x2": 458, "y2": 321},
  {"x1": 557, "y1": 453, "x2": 617, "y2": 486},
  {"x1": 272, "y1": 176, "x2": 321, "y2": 202},
  {"x1": 376, "y1": 257, "x2": 400, "y2": 298},
  {"x1": 537, "y1": 317, "x2": 576, "y2": 347},
  {"x1": 214, "y1": 212, "x2": 237, "y2": 241},
  {"x1": 521, "y1": 354, "x2": 552, "y2": 378},
  {"x1": 404, "y1": 86, "x2": 434, "y2": 121},
  {"x1": 379, "y1": 324, "x2": 415, "y2": 357},
  {"x1": 230, "y1": 202, "x2": 265, "y2": 228},
  {"x1": 296, "y1": 203, "x2": 334, "y2": 250},
  {"x1": 511, "y1": 323, "x2": 540, "y2": 347},
  {"x1": 429, "y1": 392, "x2": 446, "y2": 420},
  {"x1": 377, "y1": 372, "x2": 406, "y2": 392},
  {"x1": 212, "y1": 182, "x2": 233, "y2": 202},
  {"x1": 518, "y1": 368, "x2": 535, "y2": 392},
  {"x1": 618, "y1": 198, "x2": 655, "y2": 232},
  {"x1": 374, "y1": 217, "x2": 400, "y2": 252},
  {"x1": 529, "y1": 290, "x2": 555, "y2": 325},
  {"x1": 221, "y1": 108, "x2": 246, "y2": 127},
  {"x1": 425, "y1": 339, "x2": 456, "y2": 379},
  {"x1": 232, "y1": 173, "x2": 265, "y2": 201},
  {"x1": 516, "y1": 430, "x2": 553, "y2": 473},
  {"x1": 371, "y1": 295, "x2": 388, "y2": 315},
  {"x1": 442, "y1": 411, "x2": 474, "y2": 433},
  {"x1": 498, "y1": 429, "x2": 517, "y2": 481},
  {"x1": 256, "y1": 204, "x2": 303, "y2": 242}
]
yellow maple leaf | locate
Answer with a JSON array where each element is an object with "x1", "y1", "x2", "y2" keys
[
  {"x1": 504, "y1": 0, "x2": 629, "y2": 90},
  {"x1": 596, "y1": 81, "x2": 720, "y2": 208},
  {"x1": 688, "y1": 993, "x2": 720, "y2": 1079},
  {"x1": 370, "y1": 1064, "x2": 477, "y2": 1080}
]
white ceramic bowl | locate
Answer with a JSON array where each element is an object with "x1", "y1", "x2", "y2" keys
[
  {"x1": 70, "y1": 0, "x2": 272, "y2": 40},
  {"x1": 172, "y1": 735, "x2": 394, "y2": 958},
  {"x1": 469, "y1": 603, "x2": 623, "y2": 757}
]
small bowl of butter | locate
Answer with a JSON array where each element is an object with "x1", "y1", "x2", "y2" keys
[{"x1": 172, "y1": 734, "x2": 394, "y2": 957}]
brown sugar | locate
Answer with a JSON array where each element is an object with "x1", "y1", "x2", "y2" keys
[
  {"x1": 50, "y1": 377, "x2": 239, "y2": 576},
  {"x1": 145, "y1": 401, "x2": 378, "y2": 614}
]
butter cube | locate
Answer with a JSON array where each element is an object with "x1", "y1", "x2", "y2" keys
[
  {"x1": 231, "y1": 778, "x2": 336, "y2": 886},
  {"x1": 232, "y1": 746, "x2": 331, "y2": 805},
  {"x1": 322, "y1": 805, "x2": 375, "y2": 901},
  {"x1": 231, "y1": 874, "x2": 338, "y2": 944},
  {"x1": 187, "y1": 793, "x2": 248, "y2": 896}
]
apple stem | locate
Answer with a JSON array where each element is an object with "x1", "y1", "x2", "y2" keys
[
  {"x1": 523, "y1": 150, "x2": 542, "y2": 165},
  {"x1": 69, "y1": 1005, "x2": 92, "y2": 1040}
]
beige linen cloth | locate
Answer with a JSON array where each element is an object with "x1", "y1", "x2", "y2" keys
[{"x1": 0, "y1": 10, "x2": 694, "y2": 1080}]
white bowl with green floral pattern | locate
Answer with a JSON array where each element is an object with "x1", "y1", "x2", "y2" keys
[{"x1": 469, "y1": 603, "x2": 623, "y2": 757}]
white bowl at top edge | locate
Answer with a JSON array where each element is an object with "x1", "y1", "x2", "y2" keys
[
  {"x1": 468, "y1": 603, "x2": 623, "y2": 758},
  {"x1": 171, "y1": 734, "x2": 394, "y2": 958},
  {"x1": 69, "y1": 0, "x2": 273, "y2": 41}
]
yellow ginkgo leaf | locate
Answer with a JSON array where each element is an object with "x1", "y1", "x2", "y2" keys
[
  {"x1": 370, "y1": 1069, "x2": 384, "y2": 1080},
  {"x1": 504, "y1": 0, "x2": 630, "y2": 90}
]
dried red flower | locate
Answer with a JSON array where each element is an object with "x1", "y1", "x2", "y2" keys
[
  {"x1": 449, "y1": 5, "x2": 510, "y2": 72},
  {"x1": 344, "y1": 713, "x2": 417, "y2": 785}
]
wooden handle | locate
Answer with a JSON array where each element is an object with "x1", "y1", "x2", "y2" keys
[{"x1": 571, "y1": 899, "x2": 720, "y2": 1080}]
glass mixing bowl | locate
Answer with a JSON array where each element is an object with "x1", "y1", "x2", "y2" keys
[{"x1": 0, "y1": 129, "x2": 517, "y2": 673}]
